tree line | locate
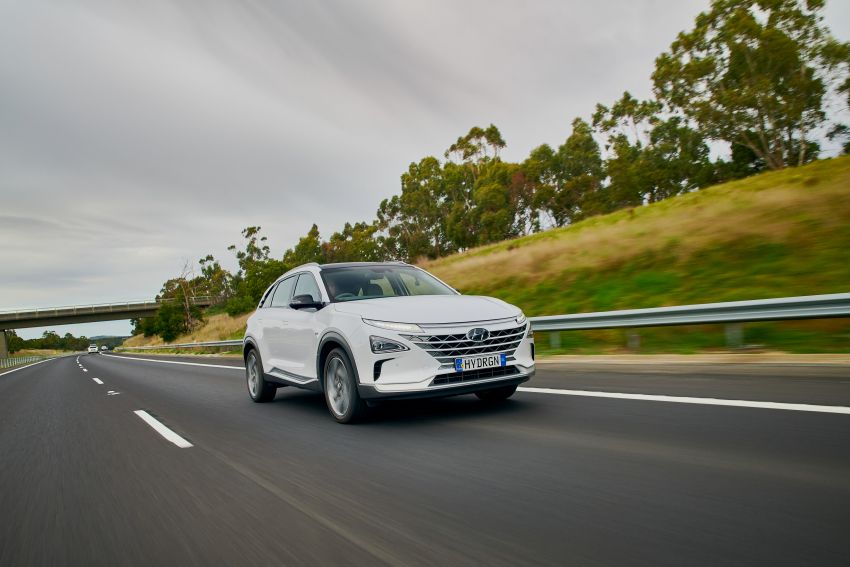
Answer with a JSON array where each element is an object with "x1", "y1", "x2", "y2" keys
[
  {"x1": 134, "y1": 0, "x2": 850, "y2": 341},
  {"x1": 5, "y1": 330, "x2": 104, "y2": 354}
]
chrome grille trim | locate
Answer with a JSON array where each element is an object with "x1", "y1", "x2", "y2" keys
[{"x1": 401, "y1": 324, "x2": 527, "y2": 362}]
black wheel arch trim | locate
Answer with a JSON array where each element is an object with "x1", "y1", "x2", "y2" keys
[
  {"x1": 242, "y1": 337, "x2": 259, "y2": 360},
  {"x1": 317, "y1": 331, "x2": 361, "y2": 389}
]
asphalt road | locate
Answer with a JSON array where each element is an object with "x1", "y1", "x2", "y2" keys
[{"x1": 1, "y1": 354, "x2": 848, "y2": 566}]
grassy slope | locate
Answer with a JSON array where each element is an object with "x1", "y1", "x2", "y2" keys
[
  {"x1": 122, "y1": 312, "x2": 251, "y2": 351},
  {"x1": 126, "y1": 157, "x2": 850, "y2": 354},
  {"x1": 422, "y1": 156, "x2": 850, "y2": 353}
]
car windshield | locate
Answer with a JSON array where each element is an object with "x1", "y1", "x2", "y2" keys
[{"x1": 320, "y1": 266, "x2": 456, "y2": 302}]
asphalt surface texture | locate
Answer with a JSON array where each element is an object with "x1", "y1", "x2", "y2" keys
[{"x1": 1, "y1": 353, "x2": 848, "y2": 566}]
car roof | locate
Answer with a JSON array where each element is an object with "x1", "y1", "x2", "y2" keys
[{"x1": 317, "y1": 261, "x2": 409, "y2": 269}]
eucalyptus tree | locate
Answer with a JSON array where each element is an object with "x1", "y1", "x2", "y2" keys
[{"x1": 653, "y1": 0, "x2": 850, "y2": 169}]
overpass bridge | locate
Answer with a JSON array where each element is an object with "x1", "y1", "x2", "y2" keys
[{"x1": 0, "y1": 297, "x2": 215, "y2": 357}]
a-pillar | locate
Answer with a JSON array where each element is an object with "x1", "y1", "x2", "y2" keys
[{"x1": 0, "y1": 330, "x2": 8, "y2": 358}]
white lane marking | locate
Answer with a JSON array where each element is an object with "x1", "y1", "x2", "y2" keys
[
  {"x1": 133, "y1": 410, "x2": 193, "y2": 448},
  {"x1": 92, "y1": 377, "x2": 104, "y2": 385},
  {"x1": 107, "y1": 391, "x2": 120, "y2": 396},
  {"x1": 0, "y1": 357, "x2": 58, "y2": 376},
  {"x1": 82, "y1": 369, "x2": 88, "y2": 372},
  {"x1": 517, "y1": 387, "x2": 850, "y2": 415},
  {"x1": 102, "y1": 353, "x2": 241, "y2": 370},
  {"x1": 101, "y1": 354, "x2": 849, "y2": 415}
]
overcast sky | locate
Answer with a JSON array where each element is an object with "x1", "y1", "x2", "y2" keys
[{"x1": 2, "y1": 0, "x2": 849, "y2": 339}]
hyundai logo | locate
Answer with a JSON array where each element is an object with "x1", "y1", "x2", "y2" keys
[{"x1": 466, "y1": 328, "x2": 490, "y2": 342}]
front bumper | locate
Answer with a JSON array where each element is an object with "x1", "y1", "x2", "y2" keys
[{"x1": 357, "y1": 366, "x2": 534, "y2": 401}]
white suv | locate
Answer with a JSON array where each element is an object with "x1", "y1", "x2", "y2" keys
[{"x1": 243, "y1": 262, "x2": 535, "y2": 423}]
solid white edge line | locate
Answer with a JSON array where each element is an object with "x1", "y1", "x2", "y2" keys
[
  {"x1": 0, "y1": 357, "x2": 57, "y2": 376},
  {"x1": 101, "y1": 354, "x2": 848, "y2": 415},
  {"x1": 133, "y1": 410, "x2": 193, "y2": 448},
  {"x1": 517, "y1": 387, "x2": 850, "y2": 415},
  {"x1": 92, "y1": 377, "x2": 104, "y2": 385},
  {"x1": 102, "y1": 353, "x2": 241, "y2": 370}
]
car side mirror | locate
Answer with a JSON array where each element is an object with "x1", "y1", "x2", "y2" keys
[{"x1": 290, "y1": 294, "x2": 324, "y2": 310}]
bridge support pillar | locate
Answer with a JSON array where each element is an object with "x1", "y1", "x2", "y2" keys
[{"x1": 0, "y1": 330, "x2": 8, "y2": 358}]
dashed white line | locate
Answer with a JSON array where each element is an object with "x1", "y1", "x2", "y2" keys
[
  {"x1": 92, "y1": 377, "x2": 104, "y2": 385},
  {"x1": 517, "y1": 387, "x2": 850, "y2": 415},
  {"x1": 133, "y1": 410, "x2": 193, "y2": 448},
  {"x1": 82, "y1": 369, "x2": 88, "y2": 372}
]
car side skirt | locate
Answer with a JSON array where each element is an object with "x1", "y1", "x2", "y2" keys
[{"x1": 264, "y1": 370, "x2": 321, "y2": 392}]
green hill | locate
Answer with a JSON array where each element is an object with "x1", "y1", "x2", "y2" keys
[{"x1": 422, "y1": 156, "x2": 850, "y2": 353}]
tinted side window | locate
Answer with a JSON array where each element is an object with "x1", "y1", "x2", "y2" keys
[
  {"x1": 293, "y1": 273, "x2": 322, "y2": 303},
  {"x1": 270, "y1": 277, "x2": 296, "y2": 308}
]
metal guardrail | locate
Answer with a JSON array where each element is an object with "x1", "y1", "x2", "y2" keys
[
  {"x1": 119, "y1": 340, "x2": 242, "y2": 351},
  {"x1": 529, "y1": 293, "x2": 850, "y2": 331},
  {"x1": 1, "y1": 355, "x2": 49, "y2": 369},
  {"x1": 115, "y1": 293, "x2": 850, "y2": 352}
]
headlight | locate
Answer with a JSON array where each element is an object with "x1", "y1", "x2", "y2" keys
[
  {"x1": 516, "y1": 312, "x2": 527, "y2": 325},
  {"x1": 369, "y1": 336, "x2": 409, "y2": 353},
  {"x1": 362, "y1": 319, "x2": 423, "y2": 333}
]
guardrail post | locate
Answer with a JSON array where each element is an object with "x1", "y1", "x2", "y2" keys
[
  {"x1": 725, "y1": 323, "x2": 743, "y2": 350},
  {"x1": 627, "y1": 332, "x2": 640, "y2": 351},
  {"x1": 0, "y1": 330, "x2": 8, "y2": 359},
  {"x1": 548, "y1": 332, "x2": 561, "y2": 350}
]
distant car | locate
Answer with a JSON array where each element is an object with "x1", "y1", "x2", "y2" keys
[
  {"x1": 100, "y1": 345, "x2": 109, "y2": 352},
  {"x1": 243, "y1": 262, "x2": 535, "y2": 423},
  {"x1": 87, "y1": 344, "x2": 98, "y2": 354}
]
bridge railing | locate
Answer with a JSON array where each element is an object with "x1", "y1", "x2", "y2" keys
[
  {"x1": 115, "y1": 292, "x2": 850, "y2": 353},
  {"x1": 0, "y1": 296, "x2": 218, "y2": 321}
]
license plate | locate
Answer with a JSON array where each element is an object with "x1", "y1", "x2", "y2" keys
[{"x1": 455, "y1": 353, "x2": 507, "y2": 372}]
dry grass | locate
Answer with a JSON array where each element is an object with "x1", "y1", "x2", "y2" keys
[
  {"x1": 13, "y1": 349, "x2": 68, "y2": 356},
  {"x1": 122, "y1": 312, "x2": 253, "y2": 347}
]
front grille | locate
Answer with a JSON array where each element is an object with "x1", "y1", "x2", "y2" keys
[
  {"x1": 431, "y1": 365, "x2": 520, "y2": 386},
  {"x1": 402, "y1": 324, "x2": 527, "y2": 367}
]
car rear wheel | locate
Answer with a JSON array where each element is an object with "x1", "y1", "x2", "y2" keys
[
  {"x1": 323, "y1": 348, "x2": 367, "y2": 424},
  {"x1": 475, "y1": 384, "x2": 518, "y2": 401},
  {"x1": 246, "y1": 349, "x2": 276, "y2": 403}
]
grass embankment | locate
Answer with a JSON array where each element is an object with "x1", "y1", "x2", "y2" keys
[
  {"x1": 422, "y1": 156, "x2": 850, "y2": 354},
  {"x1": 121, "y1": 312, "x2": 250, "y2": 354}
]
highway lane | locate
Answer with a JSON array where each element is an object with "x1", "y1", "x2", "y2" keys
[{"x1": 1, "y1": 354, "x2": 849, "y2": 566}]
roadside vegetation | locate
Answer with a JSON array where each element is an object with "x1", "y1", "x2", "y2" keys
[
  {"x1": 129, "y1": 0, "x2": 850, "y2": 353},
  {"x1": 126, "y1": 156, "x2": 850, "y2": 353},
  {"x1": 4, "y1": 330, "x2": 111, "y2": 355}
]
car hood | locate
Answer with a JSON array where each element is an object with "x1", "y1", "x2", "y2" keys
[{"x1": 331, "y1": 295, "x2": 520, "y2": 325}]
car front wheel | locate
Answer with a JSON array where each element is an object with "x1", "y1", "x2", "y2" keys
[
  {"x1": 246, "y1": 349, "x2": 276, "y2": 403},
  {"x1": 323, "y1": 348, "x2": 367, "y2": 424}
]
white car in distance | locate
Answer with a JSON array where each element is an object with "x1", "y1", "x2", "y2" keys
[
  {"x1": 87, "y1": 344, "x2": 98, "y2": 354},
  {"x1": 243, "y1": 262, "x2": 535, "y2": 423}
]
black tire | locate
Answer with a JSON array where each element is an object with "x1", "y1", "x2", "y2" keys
[
  {"x1": 475, "y1": 384, "x2": 518, "y2": 401},
  {"x1": 246, "y1": 348, "x2": 276, "y2": 403},
  {"x1": 323, "y1": 348, "x2": 367, "y2": 424}
]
